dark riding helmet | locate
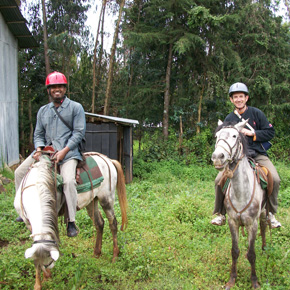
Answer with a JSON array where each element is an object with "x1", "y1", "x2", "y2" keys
[{"x1": 229, "y1": 82, "x2": 249, "y2": 96}]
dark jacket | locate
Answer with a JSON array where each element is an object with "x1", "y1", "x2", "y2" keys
[{"x1": 224, "y1": 106, "x2": 275, "y2": 156}]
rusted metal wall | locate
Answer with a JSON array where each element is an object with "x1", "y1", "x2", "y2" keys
[{"x1": 0, "y1": 12, "x2": 19, "y2": 168}]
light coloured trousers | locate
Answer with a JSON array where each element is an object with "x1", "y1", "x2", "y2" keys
[
  {"x1": 15, "y1": 156, "x2": 78, "y2": 222},
  {"x1": 213, "y1": 154, "x2": 280, "y2": 215}
]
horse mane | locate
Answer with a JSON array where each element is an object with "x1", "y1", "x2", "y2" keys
[
  {"x1": 215, "y1": 121, "x2": 249, "y2": 157},
  {"x1": 36, "y1": 156, "x2": 59, "y2": 245}
]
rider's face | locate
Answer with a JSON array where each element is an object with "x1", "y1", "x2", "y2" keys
[
  {"x1": 230, "y1": 92, "x2": 248, "y2": 110},
  {"x1": 48, "y1": 85, "x2": 66, "y2": 104}
]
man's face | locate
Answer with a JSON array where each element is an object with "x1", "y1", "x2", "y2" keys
[
  {"x1": 48, "y1": 84, "x2": 66, "y2": 103},
  {"x1": 230, "y1": 92, "x2": 248, "y2": 110}
]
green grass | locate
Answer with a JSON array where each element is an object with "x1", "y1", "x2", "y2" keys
[{"x1": 0, "y1": 160, "x2": 289, "y2": 289}]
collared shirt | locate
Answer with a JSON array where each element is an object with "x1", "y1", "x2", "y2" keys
[{"x1": 34, "y1": 97, "x2": 86, "y2": 163}]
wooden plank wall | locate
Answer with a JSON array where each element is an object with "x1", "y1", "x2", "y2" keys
[{"x1": 85, "y1": 122, "x2": 134, "y2": 183}]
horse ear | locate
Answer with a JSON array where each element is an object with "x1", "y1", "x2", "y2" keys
[
  {"x1": 25, "y1": 247, "x2": 36, "y2": 259},
  {"x1": 50, "y1": 250, "x2": 59, "y2": 261},
  {"x1": 218, "y1": 119, "x2": 223, "y2": 126},
  {"x1": 235, "y1": 118, "x2": 249, "y2": 131}
]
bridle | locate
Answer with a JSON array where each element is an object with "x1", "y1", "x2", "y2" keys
[
  {"x1": 216, "y1": 127, "x2": 257, "y2": 222},
  {"x1": 31, "y1": 233, "x2": 59, "y2": 269},
  {"x1": 215, "y1": 127, "x2": 244, "y2": 165}
]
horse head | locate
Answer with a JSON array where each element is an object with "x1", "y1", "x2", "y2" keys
[
  {"x1": 23, "y1": 155, "x2": 60, "y2": 274},
  {"x1": 25, "y1": 242, "x2": 60, "y2": 270},
  {"x1": 212, "y1": 119, "x2": 248, "y2": 170}
]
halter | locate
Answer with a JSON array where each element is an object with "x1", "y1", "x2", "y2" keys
[{"x1": 31, "y1": 233, "x2": 59, "y2": 269}]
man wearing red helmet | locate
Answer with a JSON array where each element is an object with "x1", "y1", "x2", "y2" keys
[{"x1": 15, "y1": 71, "x2": 86, "y2": 237}]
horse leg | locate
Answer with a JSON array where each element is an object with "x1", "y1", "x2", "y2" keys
[
  {"x1": 86, "y1": 199, "x2": 104, "y2": 258},
  {"x1": 246, "y1": 220, "x2": 260, "y2": 289},
  {"x1": 260, "y1": 209, "x2": 267, "y2": 250},
  {"x1": 43, "y1": 268, "x2": 52, "y2": 281},
  {"x1": 34, "y1": 264, "x2": 42, "y2": 290},
  {"x1": 108, "y1": 216, "x2": 119, "y2": 262},
  {"x1": 225, "y1": 220, "x2": 240, "y2": 290},
  {"x1": 100, "y1": 201, "x2": 119, "y2": 263}
]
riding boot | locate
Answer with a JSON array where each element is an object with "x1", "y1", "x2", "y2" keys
[
  {"x1": 16, "y1": 216, "x2": 24, "y2": 222},
  {"x1": 67, "y1": 222, "x2": 78, "y2": 237}
]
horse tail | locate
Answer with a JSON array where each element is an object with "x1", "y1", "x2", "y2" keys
[{"x1": 111, "y1": 159, "x2": 128, "y2": 231}]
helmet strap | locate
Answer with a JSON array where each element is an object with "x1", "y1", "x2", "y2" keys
[{"x1": 235, "y1": 105, "x2": 247, "y2": 114}]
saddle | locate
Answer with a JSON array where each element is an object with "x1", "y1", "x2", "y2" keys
[
  {"x1": 219, "y1": 158, "x2": 274, "y2": 196},
  {"x1": 248, "y1": 158, "x2": 273, "y2": 196},
  {"x1": 42, "y1": 146, "x2": 104, "y2": 194}
]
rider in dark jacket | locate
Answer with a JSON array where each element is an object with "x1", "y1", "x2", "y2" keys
[
  {"x1": 224, "y1": 106, "x2": 274, "y2": 157},
  {"x1": 211, "y1": 82, "x2": 281, "y2": 228}
]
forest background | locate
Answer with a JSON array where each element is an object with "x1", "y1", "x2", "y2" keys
[
  {"x1": 18, "y1": 0, "x2": 290, "y2": 163},
  {"x1": 2, "y1": 1, "x2": 290, "y2": 289}
]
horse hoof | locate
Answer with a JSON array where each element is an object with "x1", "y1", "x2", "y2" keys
[
  {"x1": 253, "y1": 282, "x2": 260, "y2": 289},
  {"x1": 94, "y1": 252, "x2": 101, "y2": 258},
  {"x1": 225, "y1": 279, "x2": 235, "y2": 290}
]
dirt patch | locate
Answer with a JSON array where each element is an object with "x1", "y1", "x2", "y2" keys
[{"x1": 0, "y1": 239, "x2": 9, "y2": 248}]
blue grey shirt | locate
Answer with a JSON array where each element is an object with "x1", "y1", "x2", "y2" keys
[{"x1": 34, "y1": 97, "x2": 86, "y2": 163}]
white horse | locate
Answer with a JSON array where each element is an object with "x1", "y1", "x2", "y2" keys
[
  {"x1": 211, "y1": 120, "x2": 267, "y2": 289},
  {"x1": 14, "y1": 152, "x2": 128, "y2": 290}
]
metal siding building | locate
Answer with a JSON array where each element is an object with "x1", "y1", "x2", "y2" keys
[
  {"x1": 0, "y1": 1, "x2": 37, "y2": 168},
  {"x1": 0, "y1": 12, "x2": 19, "y2": 167}
]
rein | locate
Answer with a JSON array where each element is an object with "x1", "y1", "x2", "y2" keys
[
  {"x1": 226, "y1": 171, "x2": 257, "y2": 222},
  {"x1": 20, "y1": 166, "x2": 36, "y2": 222}
]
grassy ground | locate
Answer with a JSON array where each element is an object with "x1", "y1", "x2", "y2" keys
[{"x1": 0, "y1": 160, "x2": 289, "y2": 289}]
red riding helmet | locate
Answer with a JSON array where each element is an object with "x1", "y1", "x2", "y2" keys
[{"x1": 45, "y1": 71, "x2": 68, "y2": 87}]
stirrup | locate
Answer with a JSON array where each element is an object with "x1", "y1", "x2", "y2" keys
[{"x1": 211, "y1": 214, "x2": 226, "y2": 226}]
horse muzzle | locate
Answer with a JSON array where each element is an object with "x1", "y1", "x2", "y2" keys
[{"x1": 212, "y1": 151, "x2": 228, "y2": 170}]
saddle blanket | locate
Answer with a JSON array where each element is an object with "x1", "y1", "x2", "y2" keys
[
  {"x1": 55, "y1": 156, "x2": 104, "y2": 193},
  {"x1": 76, "y1": 156, "x2": 104, "y2": 193}
]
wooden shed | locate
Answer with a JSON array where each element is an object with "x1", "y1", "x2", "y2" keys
[
  {"x1": 0, "y1": 0, "x2": 37, "y2": 168},
  {"x1": 85, "y1": 113, "x2": 139, "y2": 184}
]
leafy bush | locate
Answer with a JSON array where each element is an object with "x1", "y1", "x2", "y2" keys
[{"x1": 134, "y1": 127, "x2": 215, "y2": 178}]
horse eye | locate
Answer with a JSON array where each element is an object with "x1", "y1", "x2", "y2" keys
[{"x1": 233, "y1": 135, "x2": 237, "y2": 138}]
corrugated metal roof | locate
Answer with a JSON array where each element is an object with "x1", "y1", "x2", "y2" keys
[
  {"x1": 0, "y1": 0, "x2": 38, "y2": 48},
  {"x1": 85, "y1": 112, "x2": 139, "y2": 126}
]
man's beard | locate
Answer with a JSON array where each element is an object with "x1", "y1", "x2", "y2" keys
[{"x1": 52, "y1": 96, "x2": 64, "y2": 103}]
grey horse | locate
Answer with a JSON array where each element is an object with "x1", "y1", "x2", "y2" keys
[{"x1": 212, "y1": 119, "x2": 267, "y2": 289}]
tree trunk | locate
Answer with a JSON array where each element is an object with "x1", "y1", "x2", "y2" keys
[
  {"x1": 28, "y1": 98, "x2": 34, "y2": 151},
  {"x1": 179, "y1": 115, "x2": 183, "y2": 154},
  {"x1": 41, "y1": 0, "x2": 50, "y2": 76},
  {"x1": 20, "y1": 98, "x2": 25, "y2": 157},
  {"x1": 104, "y1": 0, "x2": 126, "y2": 115},
  {"x1": 162, "y1": 42, "x2": 173, "y2": 140},
  {"x1": 94, "y1": 3, "x2": 106, "y2": 115},
  {"x1": 126, "y1": 47, "x2": 134, "y2": 101},
  {"x1": 196, "y1": 80, "x2": 205, "y2": 135},
  {"x1": 92, "y1": 0, "x2": 106, "y2": 117}
]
